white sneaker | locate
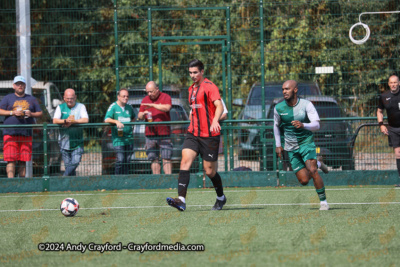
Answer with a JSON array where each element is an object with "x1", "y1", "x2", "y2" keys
[{"x1": 319, "y1": 202, "x2": 330, "y2": 211}]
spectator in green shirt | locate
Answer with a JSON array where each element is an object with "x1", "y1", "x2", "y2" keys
[
  {"x1": 104, "y1": 88, "x2": 135, "y2": 175},
  {"x1": 53, "y1": 89, "x2": 89, "y2": 176}
]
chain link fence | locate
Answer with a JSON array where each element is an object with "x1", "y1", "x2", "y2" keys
[{"x1": 0, "y1": 0, "x2": 399, "y2": 183}]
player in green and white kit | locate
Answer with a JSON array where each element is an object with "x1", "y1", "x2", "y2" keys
[
  {"x1": 274, "y1": 80, "x2": 329, "y2": 210},
  {"x1": 105, "y1": 89, "x2": 135, "y2": 175}
]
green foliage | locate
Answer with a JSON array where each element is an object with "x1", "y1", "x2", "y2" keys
[{"x1": 1, "y1": 0, "x2": 400, "y2": 121}]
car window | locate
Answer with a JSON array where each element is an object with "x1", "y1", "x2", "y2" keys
[
  {"x1": 248, "y1": 85, "x2": 281, "y2": 105},
  {"x1": 297, "y1": 84, "x2": 320, "y2": 95},
  {"x1": 50, "y1": 84, "x2": 62, "y2": 100},
  {"x1": 32, "y1": 89, "x2": 47, "y2": 107},
  {"x1": 248, "y1": 83, "x2": 320, "y2": 105},
  {"x1": 162, "y1": 90, "x2": 181, "y2": 99},
  {"x1": 170, "y1": 106, "x2": 188, "y2": 121},
  {"x1": 36, "y1": 105, "x2": 52, "y2": 123},
  {"x1": 268, "y1": 105, "x2": 275, "y2": 119},
  {"x1": 313, "y1": 102, "x2": 341, "y2": 118},
  {"x1": 129, "y1": 89, "x2": 146, "y2": 98}
]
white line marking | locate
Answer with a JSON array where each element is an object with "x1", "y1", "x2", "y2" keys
[
  {"x1": 0, "y1": 187, "x2": 398, "y2": 198},
  {"x1": 0, "y1": 202, "x2": 399, "y2": 213}
]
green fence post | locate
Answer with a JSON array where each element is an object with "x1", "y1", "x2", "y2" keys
[
  {"x1": 221, "y1": 45, "x2": 228, "y2": 171},
  {"x1": 148, "y1": 8, "x2": 153, "y2": 81},
  {"x1": 42, "y1": 123, "x2": 49, "y2": 191},
  {"x1": 260, "y1": 0, "x2": 265, "y2": 121},
  {"x1": 158, "y1": 42, "x2": 162, "y2": 90},
  {"x1": 226, "y1": 7, "x2": 235, "y2": 171},
  {"x1": 113, "y1": 0, "x2": 120, "y2": 92},
  {"x1": 260, "y1": 128, "x2": 267, "y2": 171},
  {"x1": 223, "y1": 128, "x2": 228, "y2": 171}
]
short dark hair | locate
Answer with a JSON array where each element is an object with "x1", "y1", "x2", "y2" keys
[{"x1": 188, "y1": 59, "x2": 204, "y2": 71}]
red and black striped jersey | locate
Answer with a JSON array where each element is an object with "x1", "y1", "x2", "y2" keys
[{"x1": 188, "y1": 78, "x2": 221, "y2": 137}]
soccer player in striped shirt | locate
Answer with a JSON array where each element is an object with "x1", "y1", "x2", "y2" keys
[{"x1": 167, "y1": 59, "x2": 226, "y2": 211}]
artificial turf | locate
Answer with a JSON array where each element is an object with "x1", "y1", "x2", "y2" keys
[{"x1": 0, "y1": 186, "x2": 398, "y2": 266}]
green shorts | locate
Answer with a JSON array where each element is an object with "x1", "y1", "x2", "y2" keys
[{"x1": 287, "y1": 143, "x2": 317, "y2": 173}]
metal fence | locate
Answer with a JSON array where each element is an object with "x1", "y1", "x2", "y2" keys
[
  {"x1": 0, "y1": 1, "x2": 400, "y2": 190},
  {"x1": 1, "y1": 0, "x2": 400, "y2": 121},
  {"x1": 0, "y1": 118, "x2": 394, "y2": 179}
]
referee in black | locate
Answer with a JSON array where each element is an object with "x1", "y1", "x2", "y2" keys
[{"x1": 377, "y1": 74, "x2": 400, "y2": 187}]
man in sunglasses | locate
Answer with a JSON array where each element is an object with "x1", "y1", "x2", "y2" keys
[{"x1": 105, "y1": 88, "x2": 136, "y2": 175}]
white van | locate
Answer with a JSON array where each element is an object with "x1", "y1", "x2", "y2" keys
[{"x1": 0, "y1": 80, "x2": 62, "y2": 117}]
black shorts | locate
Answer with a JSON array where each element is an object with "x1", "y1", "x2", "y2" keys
[
  {"x1": 388, "y1": 126, "x2": 400, "y2": 148},
  {"x1": 182, "y1": 133, "x2": 220, "y2": 162}
]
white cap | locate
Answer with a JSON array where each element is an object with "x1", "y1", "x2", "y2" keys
[{"x1": 13, "y1": 75, "x2": 26, "y2": 84}]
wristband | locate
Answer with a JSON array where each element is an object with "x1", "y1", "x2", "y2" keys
[
  {"x1": 64, "y1": 119, "x2": 67, "y2": 124},
  {"x1": 378, "y1": 121, "x2": 384, "y2": 126},
  {"x1": 10, "y1": 111, "x2": 13, "y2": 116}
]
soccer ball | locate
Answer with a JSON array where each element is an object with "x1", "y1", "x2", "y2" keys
[{"x1": 60, "y1": 198, "x2": 79, "y2": 217}]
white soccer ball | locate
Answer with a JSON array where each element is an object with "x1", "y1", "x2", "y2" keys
[{"x1": 60, "y1": 198, "x2": 79, "y2": 217}]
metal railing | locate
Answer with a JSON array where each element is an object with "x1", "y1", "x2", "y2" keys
[{"x1": 0, "y1": 117, "x2": 394, "y2": 179}]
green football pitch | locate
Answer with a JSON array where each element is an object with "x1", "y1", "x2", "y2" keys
[{"x1": 0, "y1": 186, "x2": 399, "y2": 266}]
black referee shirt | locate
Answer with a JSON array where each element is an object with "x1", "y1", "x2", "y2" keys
[{"x1": 378, "y1": 90, "x2": 400, "y2": 127}]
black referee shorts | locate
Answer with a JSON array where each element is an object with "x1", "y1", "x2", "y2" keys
[
  {"x1": 388, "y1": 126, "x2": 400, "y2": 148},
  {"x1": 182, "y1": 133, "x2": 220, "y2": 162}
]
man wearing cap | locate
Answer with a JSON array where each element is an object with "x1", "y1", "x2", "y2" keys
[{"x1": 0, "y1": 76, "x2": 43, "y2": 178}]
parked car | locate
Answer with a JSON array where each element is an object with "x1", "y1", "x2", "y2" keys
[
  {"x1": 101, "y1": 89, "x2": 195, "y2": 174},
  {"x1": 236, "y1": 82, "x2": 354, "y2": 170},
  {"x1": 0, "y1": 89, "x2": 62, "y2": 177},
  {"x1": 234, "y1": 81, "x2": 322, "y2": 119},
  {"x1": 236, "y1": 82, "x2": 322, "y2": 166}
]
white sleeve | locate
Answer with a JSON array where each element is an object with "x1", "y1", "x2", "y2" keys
[
  {"x1": 303, "y1": 102, "x2": 320, "y2": 131},
  {"x1": 306, "y1": 101, "x2": 320, "y2": 121},
  {"x1": 273, "y1": 108, "x2": 282, "y2": 147},
  {"x1": 303, "y1": 121, "x2": 320, "y2": 131},
  {"x1": 53, "y1": 105, "x2": 61, "y2": 119},
  {"x1": 221, "y1": 99, "x2": 228, "y2": 114},
  {"x1": 79, "y1": 104, "x2": 89, "y2": 119}
]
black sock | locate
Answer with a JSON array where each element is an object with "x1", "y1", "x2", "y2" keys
[
  {"x1": 178, "y1": 170, "x2": 190, "y2": 198},
  {"x1": 396, "y1": 159, "x2": 400, "y2": 177},
  {"x1": 209, "y1": 172, "x2": 224, "y2": 197}
]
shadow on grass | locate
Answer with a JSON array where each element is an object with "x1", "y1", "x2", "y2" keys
[{"x1": 306, "y1": 207, "x2": 355, "y2": 211}]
